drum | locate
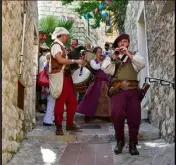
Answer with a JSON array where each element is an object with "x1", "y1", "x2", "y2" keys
[
  {"x1": 72, "y1": 67, "x2": 91, "y2": 93},
  {"x1": 82, "y1": 50, "x2": 96, "y2": 74},
  {"x1": 84, "y1": 49, "x2": 95, "y2": 63}
]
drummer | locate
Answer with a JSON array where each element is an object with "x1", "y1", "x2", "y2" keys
[
  {"x1": 67, "y1": 39, "x2": 86, "y2": 103},
  {"x1": 50, "y1": 27, "x2": 85, "y2": 135},
  {"x1": 76, "y1": 46, "x2": 111, "y2": 122},
  {"x1": 68, "y1": 39, "x2": 85, "y2": 70}
]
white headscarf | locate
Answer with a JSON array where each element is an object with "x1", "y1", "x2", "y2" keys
[{"x1": 51, "y1": 27, "x2": 70, "y2": 40}]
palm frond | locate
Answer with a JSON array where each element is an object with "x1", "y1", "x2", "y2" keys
[
  {"x1": 39, "y1": 16, "x2": 59, "y2": 34},
  {"x1": 39, "y1": 15, "x2": 75, "y2": 47}
]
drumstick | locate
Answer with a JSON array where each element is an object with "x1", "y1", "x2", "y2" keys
[
  {"x1": 79, "y1": 51, "x2": 85, "y2": 76},
  {"x1": 79, "y1": 66, "x2": 83, "y2": 76}
]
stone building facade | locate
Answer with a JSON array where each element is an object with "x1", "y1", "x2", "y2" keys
[
  {"x1": 2, "y1": 1, "x2": 39, "y2": 164},
  {"x1": 38, "y1": 1, "x2": 110, "y2": 48},
  {"x1": 124, "y1": 1, "x2": 175, "y2": 143}
]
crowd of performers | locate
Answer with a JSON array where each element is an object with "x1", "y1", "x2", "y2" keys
[{"x1": 37, "y1": 27, "x2": 146, "y2": 155}]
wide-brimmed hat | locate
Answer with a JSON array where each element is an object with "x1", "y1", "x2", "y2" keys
[
  {"x1": 51, "y1": 27, "x2": 70, "y2": 40},
  {"x1": 113, "y1": 33, "x2": 130, "y2": 48},
  {"x1": 40, "y1": 43, "x2": 49, "y2": 50}
]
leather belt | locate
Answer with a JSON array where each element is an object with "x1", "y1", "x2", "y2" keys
[{"x1": 112, "y1": 80, "x2": 138, "y2": 89}]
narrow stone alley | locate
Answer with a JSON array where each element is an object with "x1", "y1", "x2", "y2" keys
[
  {"x1": 7, "y1": 112, "x2": 174, "y2": 165},
  {"x1": 2, "y1": 1, "x2": 175, "y2": 165}
]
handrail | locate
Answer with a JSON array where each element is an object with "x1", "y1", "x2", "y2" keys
[{"x1": 145, "y1": 77, "x2": 175, "y2": 89}]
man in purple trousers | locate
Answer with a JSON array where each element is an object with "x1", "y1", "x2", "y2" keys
[{"x1": 101, "y1": 33, "x2": 145, "y2": 155}]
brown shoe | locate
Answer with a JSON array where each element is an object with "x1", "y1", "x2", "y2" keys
[
  {"x1": 114, "y1": 140, "x2": 125, "y2": 155},
  {"x1": 56, "y1": 125, "x2": 64, "y2": 135},
  {"x1": 66, "y1": 123, "x2": 81, "y2": 131},
  {"x1": 84, "y1": 116, "x2": 91, "y2": 123},
  {"x1": 129, "y1": 143, "x2": 139, "y2": 155}
]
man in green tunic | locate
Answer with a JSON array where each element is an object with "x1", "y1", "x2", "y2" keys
[{"x1": 101, "y1": 33, "x2": 145, "y2": 155}]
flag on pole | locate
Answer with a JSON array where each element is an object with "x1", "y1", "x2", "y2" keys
[
  {"x1": 105, "y1": 0, "x2": 112, "y2": 6},
  {"x1": 101, "y1": 12, "x2": 108, "y2": 17},
  {"x1": 94, "y1": 8, "x2": 98, "y2": 13},
  {"x1": 84, "y1": 13, "x2": 89, "y2": 21},
  {"x1": 89, "y1": 11, "x2": 94, "y2": 18},
  {"x1": 101, "y1": 11, "x2": 108, "y2": 17},
  {"x1": 98, "y1": 3, "x2": 104, "y2": 11}
]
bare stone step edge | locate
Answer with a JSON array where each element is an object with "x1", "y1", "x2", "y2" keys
[
  {"x1": 26, "y1": 132, "x2": 160, "y2": 143},
  {"x1": 27, "y1": 125, "x2": 160, "y2": 142},
  {"x1": 26, "y1": 134, "x2": 115, "y2": 143}
]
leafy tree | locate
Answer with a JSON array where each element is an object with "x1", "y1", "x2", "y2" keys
[
  {"x1": 108, "y1": 0, "x2": 128, "y2": 32},
  {"x1": 61, "y1": 0, "x2": 128, "y2": 32},
  {"x1": 39, "y1": 15, "x2": 75, "y2": 47}
]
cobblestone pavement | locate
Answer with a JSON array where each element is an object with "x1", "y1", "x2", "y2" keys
[{"x1": 7, "y1": 113, "x2": 175, "y2": 165}]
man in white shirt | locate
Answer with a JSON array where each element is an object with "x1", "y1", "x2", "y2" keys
[
  {"x1": 50, "y1": 27, "x2": 85, "y2": 135},
  {"x1": 101, "y1": 33, "x2": 145, "y2": 155}
]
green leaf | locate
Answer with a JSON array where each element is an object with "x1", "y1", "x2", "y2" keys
[
  {"x1": 61, "y1": 0, "x2": 128, "y2": 31},
  {"x1": 39, "y1": 15, "x2": 75, "y2": 47}
]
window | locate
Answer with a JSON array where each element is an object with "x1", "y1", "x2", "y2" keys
[{"x1": 18, "y1": 81, "x2": 25, "y2": 110}]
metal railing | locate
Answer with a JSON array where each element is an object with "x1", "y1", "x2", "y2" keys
[{"x1": 145, "y1": 77, "x2": 175, "y2": 89}]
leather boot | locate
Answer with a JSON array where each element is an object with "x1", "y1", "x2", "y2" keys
[
  {"x1": 66, "y1": 122, "x2": 81, "y2": 131},
  {"x1": 84, "y1": 116, "x2": 90, "y2": 123},
  {"x1": 129, "y1": 143, "x2": 139, "y2": 155},
  {"x1": 55, "y1": 125, "x2": 64, "y2": 135},
  {"x1": 114, "y1": 140, "x2": 125, "y2": 155}
]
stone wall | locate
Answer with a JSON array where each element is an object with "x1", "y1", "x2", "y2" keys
[
  {"x1": 124, "y1": 1, "x2": 175, "y2": 143},
  {"x1": 2, "y1": 1, "x2": 39, "y2": 164},
  {"x1": 144, "y1": 1, "x2": 175, "y2": 143},
  {"x1": 124, "y1": 1, "x2": 141, "y2": 51},
  {"x1": 124, "y1": 1, "x2": 150, "y2": 119},
  {"x1": 37, "y1": 1, "x2": 106, "y2": 47}
]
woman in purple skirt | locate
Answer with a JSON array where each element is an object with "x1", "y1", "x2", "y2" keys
[{"x1": 76, "y1": 46, "x2": 111, "y2": 122}]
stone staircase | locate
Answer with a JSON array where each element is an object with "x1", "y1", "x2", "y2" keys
[
  {"x1": 7, "y1": 112, "x2": 174, "y2": 165},
  {"x1": 27, "y1": 112, "x2": 160, "y2": 143}
]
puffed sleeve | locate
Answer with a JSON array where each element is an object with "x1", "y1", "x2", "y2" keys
[
  {"x1": 101, "y1": 56, "x2": 115, "y2": 75},
  {"x1": 50, "y1": 44, "x2": 63, "y2": 58},
  {"x1": 90, "y1": 60, "x2": 101, "y2": 70},
  {"x1": 132, "y1": 52, "x2": 145, "y2": 73}
]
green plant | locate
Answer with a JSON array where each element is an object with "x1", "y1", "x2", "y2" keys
[
  {"x1": 39, "y1": 15, "x2": 75, "y2": 47},
  {"x1": 74, "y1": 1, "x2": 106, "y2": 28},
  {"x1": 61, "y1": 0, "x2": 128, "y2": 32},
  {"x1": 108, "y1": 0, "x2": 128, "y2": 32}
]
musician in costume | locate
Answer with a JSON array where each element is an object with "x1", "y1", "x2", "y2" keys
[
  {"x1": 50, "y1": 27, "x2": 85, "y2": 135},
  {"x1": 67, "y1": 39, "x2": 86, "y2": 103},
  {"x1": 76, "y1": 46, "x2": 111, "y2": 123},
  {"x1": 68, "y1": 39, "x2": 85, "y2": 71},
  {"x1": 101, "y1": 33, "x2": 145, "y2": 155}
]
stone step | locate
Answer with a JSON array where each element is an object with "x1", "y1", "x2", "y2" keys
[
  {"x1": 27, "y1": 121, "x2": 160, "y2": 143},
  {"x1": 8, "y1": 139, "x2": 174, "y2": 165},
  {"x1": 36, "y1": 112, "x2": 149, "y2": 124}
]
